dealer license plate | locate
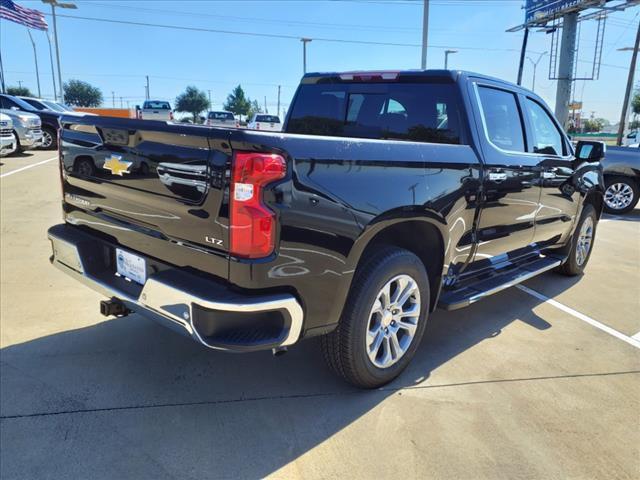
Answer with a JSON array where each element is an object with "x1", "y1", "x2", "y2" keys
[{"x1": 115, "y1": 248, "x2": 146, "y2": 285}]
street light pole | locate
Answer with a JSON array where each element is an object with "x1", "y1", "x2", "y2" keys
[
  {"x1": 444, "y1": 49, "x2": 457, "y2": 69},
  {"x1": 46, "y1": 32, "x2": 57, "y2": 101},
  {"x1": 42, "y1": 0, "x2": 77, "y2": 102},
  {"x1": 301, "y1": 38, "x2": 312, "y2": 74},
  {"x1": 616, "y1": 23, "x2": 640, "y2": 146},
  {"x1": 26, "y1": 29, "x2": 41, "y2": 97},
  {"x1": 421, "y1": 0, "x2": 429, "y2": 69},
  {"x1": 526, "y1": 51, "x2": 548, "y2": 92}
]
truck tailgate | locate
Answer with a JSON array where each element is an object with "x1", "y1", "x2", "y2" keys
[{"x1": 60, "y1": 116, "x2": 232, "y2": 279}]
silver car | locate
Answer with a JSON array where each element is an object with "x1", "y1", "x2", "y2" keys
[
  {"x1": 0, "y1": 113, "x2": 17, "y2": 156},
  {"x1": 0, "y1": 108, "x2": 43, "y2": 152}
]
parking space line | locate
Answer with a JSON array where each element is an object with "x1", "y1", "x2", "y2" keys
[
  {"x1": 0, "y1": 157, "x2": 58, "y2": 178},
  {"x1": 516, "y1": 284, "x2": 640, "y2": 349},
  {"x1": 632, "y1": 331, "x2": 640, "y2": 342}
]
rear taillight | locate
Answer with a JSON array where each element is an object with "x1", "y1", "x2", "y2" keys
[
  {"x1": 256, "y1": 123, "x2": 260, "y2": 130},
  {"x1": 230, "y1": 152, "x2": 286, "y2": 258},
  {"x1": 169, "y1": 111, "x2": 174, "y2": 120}
]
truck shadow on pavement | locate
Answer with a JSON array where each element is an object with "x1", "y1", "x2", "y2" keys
[{"x1": 0, "y1": 290, "x2": 552, "y2": 479}]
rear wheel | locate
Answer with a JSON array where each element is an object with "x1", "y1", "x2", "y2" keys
[
  {"x1": 603, "y1": 176, "x2": 639, "y2": 214},
  {"x1": 321, "y1": 247, "x2": 429, "y2": 389},
  {"x1": 558, "y1": 204, "x2": 597, "y2": 276}
]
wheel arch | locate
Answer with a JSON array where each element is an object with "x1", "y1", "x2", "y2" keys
[{"x1": 346, "y1": 217, "x2": 447, "y2": 313}]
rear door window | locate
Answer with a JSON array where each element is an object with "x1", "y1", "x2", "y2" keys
[
  {"x1": 476, "y1": 86, "x2": 526, "y2": 152},
  {"x1": 255, "y1": 115, "x2": 280, "y2": 123},
  {"x1": 287, "y1": 83, "x2": 463, "y2": 144}
]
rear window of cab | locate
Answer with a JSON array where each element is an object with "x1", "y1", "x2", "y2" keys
[
  {"x1": 255, "y1": 115, "x2": 280, "y2": 123},
  {"x1": 287, "y1": 83, "x2": 463, "y2": 145},
  {"x1": 143, "y1": 101, "x2": 171, "y2": 109}
]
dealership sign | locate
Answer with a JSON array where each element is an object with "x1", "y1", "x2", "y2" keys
[{"x1": 525, "y1": 0, "x2": 599, "y2": 23}]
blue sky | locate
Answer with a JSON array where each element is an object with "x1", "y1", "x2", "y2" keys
[{"x1": 1, "y1": 0, "x2": 638, "y2": 121}]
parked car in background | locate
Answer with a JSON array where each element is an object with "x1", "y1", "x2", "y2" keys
[
  {"x1": 247, "y1": 114, "x2": 282, "y2": 131},
  {"x1": 206, "y1": 111, "x2": 238, "y2": 127},
  {"x1": 137, "y1": 100, "x2": 173, "y2": 121},
  {"x1": 0, "y1": 108, "x2": 43, "y2": 153},
  {"x1": 19, "y1": 97, "x2": 96, "y2": 116},
  {"x1": 0, "y1": 94, "x2": 60, "y2": 149},
  {"x1": 623, "y1": 130, "x2": 639, "y2": 147},
  {"x1": 0, "y1": 113, "x2": 17, "y2": 157},
  {"x1": 50, "y1": 70, "x2": 605, "y2": 388},
  {"x1": 601, "y1": 145, "x2": 640, "y2": 214}
]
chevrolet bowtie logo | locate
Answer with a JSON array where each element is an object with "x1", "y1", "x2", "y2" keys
[{"x1": 103, "y1": 154, "x2": 132, "y2": 176}]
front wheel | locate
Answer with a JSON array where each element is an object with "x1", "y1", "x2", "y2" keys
[
  {"x1": 321, "y1": 247, "x2": 430, "y2": 389},
  {"x1": 40, "y1": 127, "x2": 57, "y2": 150},
  {"x1": 557, "y1": 204, "x2": 597, "y2": 276}
]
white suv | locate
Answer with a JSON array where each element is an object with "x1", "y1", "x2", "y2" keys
[{"x1": 138, "y1": 100, "x2": 173, "y2": 121}]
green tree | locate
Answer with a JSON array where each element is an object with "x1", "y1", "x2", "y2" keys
[
  {"x1": 175, "y1": 86, "x2": 210, "y2": 122},
  {"x1": 223, "y1": 85, "x2": 251, "y2": 120},
  {"x1": 631, "y1": 91, "x2": 640, "y2": 116},
  {"x1": 247, "y1": 99, "x2": 262, "y2": 120},
  {"x1": 7, "y1": 86, "x2": 33, "y2": 97},
  {"x1": 63, "y1": 80, "x2": 103, "y2": 107},
  {"x1": 583, "y1": 118, "x2": 606, "y2": 133}
]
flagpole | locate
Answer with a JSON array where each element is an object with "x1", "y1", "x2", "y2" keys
[
  {"x1": 27, "y1": 28, "x2": 42, "y2": 97},
  {"x1": 46, "y1": 32, "x2": 57, "y2": 101},
  {"x1": 0, "y1": 51, "x2": 5, "y2": 94}
]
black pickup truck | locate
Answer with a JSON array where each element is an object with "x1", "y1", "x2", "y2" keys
[{"x1": 49, "y1": 70, "x2": 604, "y2": 388}]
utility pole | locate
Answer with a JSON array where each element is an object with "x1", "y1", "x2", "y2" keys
[
  {"x1": 421, "y1": 0, "x2": 429, "y2": 69},
  {"x1": 26, "y1": 29, "x2": 41, "y2": 97},
  {"x1": 554, "y1": 12, "x2": 578, "y2": 129},
  {"x1": 120, "y1": 96, "x2": 123, "y2": 108},
  {"x1": 208, "y1": 89, "x2": 212, "y2": 107},
  {"x1": 46, "y1": 33, "x2": 57, "y2": 101},
  {"x1": 42, "y1": 1, "x2": 77, "y2": 102},
  {"x1": 516, "y1": 27, "x2": 529, "y2": 86},
  {"x1": 527, "y1": 51, "x2": 548, "y2": 92},
  {"x1": 18, "y1": 80, "x2": 23, "y2": 88},
  {"x1": 112, "y1": 91, "x2": 115, "y2": 108},
  {"x1": 277, "y1": 85, "x2": 281, "y2": 117},
  {"x1": 301, "y1": 38, "x2": 312, "y2": 74},
  {"x1": 617, "y1": 22, "x2": 640, "y2": 146},
  {"x1": 145, "y1": 75, "x2": 150, "y2": 100},
  {"x1": 264, "y1": 96, "x2": 267, "y2": 113}
]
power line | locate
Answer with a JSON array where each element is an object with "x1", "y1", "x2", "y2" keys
[{"x1": 48, "y1": 13, "x2": 533, "y2": 53}]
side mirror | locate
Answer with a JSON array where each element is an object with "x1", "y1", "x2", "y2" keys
[
  {"x1": 135, "y1": 105, "x2": 140, "y2": 110},
  {"x1": 575, "y1": 140, "x2": 606, "y2": 162}
]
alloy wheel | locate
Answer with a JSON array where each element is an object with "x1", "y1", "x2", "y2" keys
[
  {"x1": 604, "y1": 182, "x2": 634, "y2": 211},
  {"x1": 41, "y1": 131, "x2": 53, "y2": 149},
  {"x1": 576, "y1": 216, "x2": 594, "y2": 266},
  {"x1": 365, "y1": 274, "x2": 421, "y2": 369}
]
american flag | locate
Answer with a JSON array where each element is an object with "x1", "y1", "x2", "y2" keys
[{"x1": 0, "y1": 0, "x2": 48, "y2": 31}]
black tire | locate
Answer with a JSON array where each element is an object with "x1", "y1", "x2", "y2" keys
[
  {"x1": 321, "y1": 246, "x2": 430, "y2": 389},
  {"x1": 41, "y1": 127, "x2": 57, "y2": 150},
  {"x1": 557, "y1": 204, "x2": 597, "y2": 276},
  {"x1": 603, "y1": 176, "x2": 639, "y2": 214},
  {"x1": 75, "y1": 158, "x2": 96, "y2": 177}
]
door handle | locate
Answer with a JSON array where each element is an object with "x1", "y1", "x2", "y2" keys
[
  {"x1": 542, "y1": 169, "x2": 557, "y2": 179},
  {"x1": 488, "y1": 171, "x2": 507, "y2": 182}
]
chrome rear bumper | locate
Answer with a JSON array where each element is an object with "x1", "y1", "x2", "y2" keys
[{"x1": 48, "y1": 224, "x2": 303, "y2": 351}]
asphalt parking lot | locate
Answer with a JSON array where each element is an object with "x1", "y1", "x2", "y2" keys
[{"x1": 1, "y1": 149, "x2": 639, "y2": 479}]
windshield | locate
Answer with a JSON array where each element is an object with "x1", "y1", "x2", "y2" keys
[
  {"x1": 42, "y1": 101, "x2": 68, "y2": 113},
  {"x1": 143, "y1": 101, "x2": 171, "y2": 109},
  {"x1": 21, "y1": 98, "x2": 48, "y2": 111},
  {"x1": 209, "y1": 111, "x2": 234, "y2": 120},
  {"x1": 255, "y1": 115, "x2": 280, "y2": 123},
  {"x1": 287, "y1": 82, "x2": 463, "y2": 144}
]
